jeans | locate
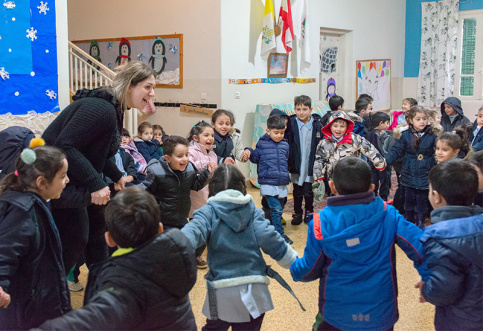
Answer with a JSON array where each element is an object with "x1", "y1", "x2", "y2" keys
[
  {"x1": 202, "y1": 313, "x2": 265, "y2": 331},
  {"x1": 265, "y1": 195, "x2": 285, "y2": 235},
  {"x1": 293, "y1": 182, "x2": 314, "y2": 215}
]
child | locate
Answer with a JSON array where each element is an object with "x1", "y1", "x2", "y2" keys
[
  {"x1": 181, "y1": 164, "x2": 298, "y2": 330},
  {"x1": 187, "y1": 121, "x2": 217, "y2": 268},
  {"x1": 416, "y1": 160, "x2": 482, "y2": 331},
  {"x1": 287, "y1": 95, "x2": 323, "y2": 225},
  {"x1": 426, "y1": 107, "x2": 441, "y2": 125},
  {"x1": 385, "y1": 106, "x2": 441, "y2": 229},
  {"x1": 468, "y1": 150, "x2": 483, "y2": 207},
  {"x1": 143, "y1": 135, "x2": 212, "y2": 229},
  {"x1": 435, "y1": 126, "x2": 471, "y2": 163},
  {"x1": 0, "y1": 142, "x2": 71, "y2": 329},
  {"x1": 211, "y1": 109, "x2": 236, "y2": 164},
  {"x1": 346, "y1": 97, "x2": 371, "y2": 137},
  {"x1": 389, "y1": 97, "x2": 417, "y2": 131},
  {"x1": 133, "y1": 121, "x2": 163, "y2": 163},
  {"x1": 313, "y1": 111, "x2": 386, "y2": 183},
  {"x1": 321, "y1": 95, "x2": 344, "y2": 127},
  {"x1": 469, "y1": 105, "x2": 483, "y2": 152},
  {"x1": 358, "y1": 94, "x2": 376, "y2": 135},
  {"x1": 39, "y1": 187, "x2": 198, "y2": 330},
  {"x1": 104, "y1": 143, "x2": 138, "y2": 192},
  {"x1": 120, "y1": 128, "x2": 148, "y2": 181},
  {"x1": 152, "y1": 124, "x2": 165, "y2": 154},
  {"x1": 365, "y1": 111, "x2": 393, "y2": 201},
  {"x1": 291, "y1": 157, "x2": 428, "y2": 331},
  {"x1": 247, "y1": 115, "x2": 292, "y2": 244},
  {"x1": 440, "y1": 97, "x2": 471, "y2": 132}
]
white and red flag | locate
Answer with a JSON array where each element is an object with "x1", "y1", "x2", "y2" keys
[{"x1": 279, "y1": 0, "x2": 294, "y2": 53}]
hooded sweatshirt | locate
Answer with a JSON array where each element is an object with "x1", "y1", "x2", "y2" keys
[
  {"x1": 313, "y1": 111, "x2": 386, "y2": 180},
  {"x1": 181, "y1": 189, "x2": 297, "y2": 321},
  {"x1": 440, "y1": 97, "x2": 471, "y2": 132},
  {"x1": 38, "y1": 229, "x2": 197, "y2": 330},
  {"x1": 420, "y1": 205, "x2": 483, "y2": 331}
]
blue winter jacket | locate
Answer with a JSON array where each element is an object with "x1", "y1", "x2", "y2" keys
[
  {"x1": 469, "y1": 119, "x2": 483, "y2": 152},
  {"x1": 385, "y1": 124, "x2": 438, "y2": 189},
  {"x1": 421, "y1": 205, "x2": 483, "y2": 331},
  {"x1": 291, "y1": 191, "x2": 428, "y2": 331},
  {"x1": 134, "y1": 138, "x2": 162, "y2": 163},
  {"x1": 248, "y1": 133, "x2": 290, "y2": 186}
]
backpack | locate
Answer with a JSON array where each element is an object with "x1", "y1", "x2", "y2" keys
[{"x1": 0, "y1": 126, "x2": 35, "y2": 180}]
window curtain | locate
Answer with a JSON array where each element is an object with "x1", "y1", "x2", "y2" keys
[{"x1": 417, "y1": 0, "x2": 459, "y2": 106}]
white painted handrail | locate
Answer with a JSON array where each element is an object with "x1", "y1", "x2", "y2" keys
[{"x1": 67, "y1": 41, "x2": 138, "y2": 134}]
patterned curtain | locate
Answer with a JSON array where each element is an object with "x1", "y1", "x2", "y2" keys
[{"x1": 417, "y1": 0, "x2": 459, "y2": 107}]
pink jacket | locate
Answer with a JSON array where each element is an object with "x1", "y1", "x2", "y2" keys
[
  {"x1": 389, "y1": 110, "x2": 404, "y2": 131},
  {"x1": 188, "y1": 141, "x2": 218, "y2": 217}
]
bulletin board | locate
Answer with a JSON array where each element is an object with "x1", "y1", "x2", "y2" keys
[
  {"x1": 0, "y1": 0, "x2": 60, "y2": 115},
  {"x1": 73, "y1": 34, "x2": 183, "y2": 88},
  {"x1": 356, "y1": 59, "x2": 391, "y2": 111}
]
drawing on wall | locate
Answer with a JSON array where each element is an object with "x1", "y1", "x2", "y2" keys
[
  {"x1": 356, "y1": 59, "x2": 391, "y2": 111},
  {"x1": 74, "y1": 34, "x2": 183, "y2": 88},
  {"x1": 326, "y1": 77, "x2": 336, "y2": 101},
  {"x1": 320, "y1": 47, "x2": 338, "y2": 73}
]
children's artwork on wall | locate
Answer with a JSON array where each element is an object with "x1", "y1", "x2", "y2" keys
[
  {"x1": 356, "y1": 59, "x2": 391, "y2": 111},
  {"x1": 73, "y1": 34, "x2": 183, "y2": 88},
  {"x1": 320, "y1": 47, "x2": 338, "y2": 73},
  {"x1": 326, "y1": 77, "x2": 336, "y2": 101},
  {"x1": 0, "y1": 0, "x2": 59, "y2": 115}
]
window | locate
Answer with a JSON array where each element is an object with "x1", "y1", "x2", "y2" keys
[{"x1": 456, "y1": 10, "x2": 483, "y2": 100}]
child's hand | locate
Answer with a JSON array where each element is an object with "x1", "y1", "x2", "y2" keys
[
  {"x1": 414, "y1": 281, "x2": 427, "y2": 303},
  {"x1": 91, "y1": 187, "x2": 111, "y2": 205},
  {"x1": 207, "y1": 162, "x2": 217, "y2": 173},
  {"x1": 241, "y1": 149, "x2": 251, "y2": 162},
  {"x1": 154, "y1": 136, "x2": 162, "y2": 144},
  {"x1": 0, "y1": 287, "x2": 11, "y2": 308},
  {"x1": 224, "y1": 157, "x2": 235, "y2": 165}
]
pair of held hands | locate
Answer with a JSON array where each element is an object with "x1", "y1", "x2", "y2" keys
[
  {"x1": 240, "y1": 149, "x2": 251, "y2": 162},
  {"x1": 91, "y1": 175, "x2": 133, "y2": 205}
]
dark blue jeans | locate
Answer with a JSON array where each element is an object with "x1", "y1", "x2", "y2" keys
[
  {"x1": 203, "y1": 313, "x2": 265, "y2": 331},
  {"x1": 265, "y1": 195, "x2": 285, "y2": 235},
  {"x1": 293, "y1": 182, "x2": 314, "y2": 215}
]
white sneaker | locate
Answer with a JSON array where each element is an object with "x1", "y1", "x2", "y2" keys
[{"x1": 68, "y1": 280, "x2": 84, "y2": 292}]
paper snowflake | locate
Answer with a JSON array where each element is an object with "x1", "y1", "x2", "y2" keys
[
  {"x1": 37, "y1": 1, "x2": 49, "y2": 15},
  {"x1": 169, "y1": 44, "x2": 177, "y2": 54},
  {"x1": 26, "y1": 27, "x2": 37, "y2": 41},
  {"x1": 137, "y1": 53, "x2": 145, "y2": 61},
  {"x1": 3, "y1": 1, "x2": 15, "y2": 9},
  {"x1": 0, "y1": 67, "x2": 10, "y2": 80},
  {"x1": 45, "y1": 89, "x2": 57, "y2": 100}
]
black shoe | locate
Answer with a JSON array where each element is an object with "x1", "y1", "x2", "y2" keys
[
  {"x1": 282, "y1": 234, "x2": 293, "y2": 245},
  {"x1": 304, "y1": 212, "x2": 313, "y2": 224},
  {"x1": 291, "y1": 213, "x2": 303, "y2": 225}
]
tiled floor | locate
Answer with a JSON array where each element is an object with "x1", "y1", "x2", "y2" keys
[{"x1": 71, "y1": 186, "x2": 435, "y2": 330}]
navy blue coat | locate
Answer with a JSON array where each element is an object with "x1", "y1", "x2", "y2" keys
[
  {"x1": 469, "y1": 120, "x2": 483, "y2": 152},
  {"x1": 0, "y1": 191, "x2": 71, "y2": 329},
  {"x1": 286, "y1": 113, "x2": 323, "y2": 177},
  {"x1": 249, "y1": 133, "x2": 290, "y2": 186},
  {"x1": 134, "y1": 138, "x2": 162, "y2": 163},
  {"x1": 385, "y1": 125, "x2": 437, "y2": 189},
  {"x1": 421, "y1": 206, "x2": 483, "y2": 331}
]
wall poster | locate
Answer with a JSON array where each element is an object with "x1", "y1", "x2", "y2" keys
[{"x1": 356, "y1": 59, "x2": 391, "y2": 111}]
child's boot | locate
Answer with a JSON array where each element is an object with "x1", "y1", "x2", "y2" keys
[
  {"x1": 415, "y1": 213, "x2": 425, "y2": 230},
  {"x1": 291, "y1": 213, "x2": 303, "y2": 225}
]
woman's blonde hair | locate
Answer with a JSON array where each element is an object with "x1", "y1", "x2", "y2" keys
[{"x1": 110, "y1": 61, "x2": 155, "y2": 111}]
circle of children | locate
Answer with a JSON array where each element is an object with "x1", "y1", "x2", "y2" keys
[{"x1": 0, "y1": 68, "x2": 482, "y2": 330}]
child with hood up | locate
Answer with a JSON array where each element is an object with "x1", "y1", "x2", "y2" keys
[{"x1": 440, "y1": 97, "x2": 471, "y2": 132}]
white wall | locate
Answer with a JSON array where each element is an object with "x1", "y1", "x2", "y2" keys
[
  {"x1": 221, "y1": 0, "x2": 407, "y2": 175},
  {"x1": 56, "y1": 0, "x2": 70, "y2": 110},
  {"x1": 67, "y1": 0, "x2": 221, "y2": 137}
]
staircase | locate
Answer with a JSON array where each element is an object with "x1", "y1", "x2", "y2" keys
[{"x1": 68, "y1": 41, "x2": 138, "y2": 135}]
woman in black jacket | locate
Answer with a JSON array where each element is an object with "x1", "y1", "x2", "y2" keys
[{"x1": 42, "y1": 61, "x2": 156, "y2": 273}]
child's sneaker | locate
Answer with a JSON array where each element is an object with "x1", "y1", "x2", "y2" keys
[
  {"x1": 281, "y1": 217, "x2": 286, "y2": 225},
  {"x1": 304, "y1": 211, "x2": 313, "y2": 224},
  {"x1": 67, "y1": 280, "x2": 84, "y2": 292},
  {"x1": 282, "y1": 234, "x2": 294, "y2": 245},
  {"x1": 196, "y1": 256, "x2": 208, "y2": 269},
  {"x1": 291, "y1": 213, "x2": 303, "y2": 225}
]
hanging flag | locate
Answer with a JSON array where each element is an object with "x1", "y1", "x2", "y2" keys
[
  {"x1": 261, "y1": 0, "x2": 276, "y2": 61},
  {"x1": 291, "y1": 0, "x2": 311, "y2": 73},
  {"x1": 279, "y1": 0, "x2": 294, "y2": 53}
]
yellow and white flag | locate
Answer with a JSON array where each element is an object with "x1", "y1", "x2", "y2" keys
[{"x1": 261, "y1": 0, "x2": 276, "y2": 61}]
